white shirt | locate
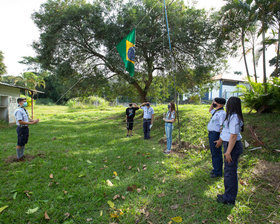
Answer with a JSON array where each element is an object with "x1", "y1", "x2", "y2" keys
[
  {"x1": 14, "y1": 107, "x2": 29, "y2": 126},
  {"x1": 165, "y1": 111, "x2": 175, "y2": 123},
  {"x1": 141, "y1": 106, "x2": 154, "y2": 119},
  {"x1": 220, "y1": 113, "x2": 243, "y2": 142},
  {"x1": 207, "y1": 109, "x2": 226, "y2": 132}
]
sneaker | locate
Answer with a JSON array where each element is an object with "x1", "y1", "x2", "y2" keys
[
  {"x1": 211, "y1": 173, "x2": 222, "y2": 178},
  {"x1": 126, "y1": 134, "x2": 129, "y2": 137},
  {"x1": 216, "y1": 196, "x2": 235, "y2": 205},
  {"x1": 163, "y1": 151, "x2": 170, "y2": 154}
]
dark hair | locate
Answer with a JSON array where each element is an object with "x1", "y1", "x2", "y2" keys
[
  {"x1": 225, "y1": 97, "x2": 244, "y2": 132},
  {"x1": 17, "y1": 97, "x2": 26, "y2": 104},
  {"x1": 169, "y1": 102, "x2": 176, "y2": 120},
  {"x1": 129, "y1": 103, "x2": 132, "y2": 107}
]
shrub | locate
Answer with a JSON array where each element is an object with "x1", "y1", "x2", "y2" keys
[
  {"x1": 238, "y1": 78, "x2": 280, "y2": 113},
  {"x1": 36, "y1": 98, "x2": 55, "y2": 105},
  {"x1": 67, "y1": 96, "x2": 109, "y2": 109}
]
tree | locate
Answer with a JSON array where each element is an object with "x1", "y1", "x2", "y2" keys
[
  {"x1": 32, "y1": 0, "x2": 228, "y2": 102},
  {"x1": 0, "y1": 51, "x2": 7, "y2": 77}
]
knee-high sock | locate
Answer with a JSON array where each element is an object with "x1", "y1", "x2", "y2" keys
[{"x1": 16, "y1": 147, "x2": 21, "y2": 159}]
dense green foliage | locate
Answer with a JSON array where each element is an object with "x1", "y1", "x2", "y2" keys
[
  {"x1": 32, "y1": 0, "x2": 228, "y2": 101},
  {"x1": 0, "y1": 105, "x2": 279, "y2": 223},
  {"x1": 67, "y1": 96, "x2": 109, "y2": 108},
  {"x1": 238, "y1": 77, "x2": 280, "y2": 113}
]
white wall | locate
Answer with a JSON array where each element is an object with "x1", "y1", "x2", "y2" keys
[{"x1": 0, "y1": 85, "x2": 20, "y2": 123}]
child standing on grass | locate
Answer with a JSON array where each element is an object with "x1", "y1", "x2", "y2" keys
[
  {"x1": 163, "y1": 102, "x2": 176, "y2": 154},
  {"x1": 125, "y1": 103, "x2": 139, "y2": 137},
  {"x1": 14, "y1": 97, "x2": 39, "y2": 161},
  {"x1": 207, "y1": 97, "x2": 226, "y2": 178},
  {"x1": 215, "y1": 96, "x2": 244, "y2": 205}
]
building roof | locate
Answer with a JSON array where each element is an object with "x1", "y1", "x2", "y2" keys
[
  {"x1": 0, "y1": 82, "x2": 45, "y2": 94},
  {"x1": 212, "y1": 73, "x2": 247, "y2": 82}
]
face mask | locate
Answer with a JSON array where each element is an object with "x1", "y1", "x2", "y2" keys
[
  {"x1": 213, "y1": 103, "x2": 217, "y2": 108},
  {"x1": 146, "y1": 104, "x2": 150, "y2": 107},
  {"x1": 23, "y1": 102, "x2": 28, "y2": 107},
  {"x1": 168, "y1": 105, "x2": 171, "y2": 109}
]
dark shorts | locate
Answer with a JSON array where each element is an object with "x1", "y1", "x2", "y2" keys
[
  {"x1": 17, "y1": 127, "x2": 29, "y2": 146},
  {"x1": 127, "y1": 119, "x2": 134, "y2": 130}
]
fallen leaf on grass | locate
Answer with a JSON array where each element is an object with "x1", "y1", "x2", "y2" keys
[
  {"x1": 117, "y1": 156, "x2": 121, "y2": 159},
  {"x1": 63, "y1": 190, "x2": 68, "y2": 195},
  {"x1": 110, "y1": 213, "x2": 118, "y2": 218},
  {"x1": 107, "y1": 200, "x2": 115, "y2": 208},
  {"x1": 127, "y1": 186, "x2": 134, "y2": 192},
  {"x1": 100, "y1": 210, "x2": 103, "y2": 216},
  {"x1": 140, "y1": 208, "x2": 146, "y2": 214},
  {"x1": 121, "y1": 195, "x2": 125, "y2": 200},
  {"x1": 145, "y1": 211, "x2": 150, "y2": 217},
  {"x1": 113, "y1": 171, "x2": 118, "y2": 176},
  {"x1": 227, "y1": 215, "x2": 234, "y2": 222},
  {"x1": 64, "y1": 212, "x2": 70, "y2": 219},
  {"x1": 132, "y1": 185, "x2": 137, "y2": 189},
  {"x1": 86, "y1": 218, "x2": 93, "y2": 222},
  {"x1": 171, "y1": 216, "x2": 183, "y2": 223},
  {"x1": 137, "y1": 188, "x2": 142, "y2": 193},
  {"x1": 128, "y1": 166, "x2": 132, "y2": 170},
  {"x1": 0, "y1": 205, "x2": 8, "y2": 214},
  {"x1": 26, "y1": 207, "x2": 39, "y2": 214},
  {"x1": 158, "y1": 193, "x2": 166, "y2": 198},
  {"x1": 106, "y1": 179, "x2": 113, "y2": 186},
  {"x1": 24, "y1": 191, "x2": 32, "y2": 198},
  {"x1": 44, "y1": 211, "x2": 50, "y2": 220},
  {"x1": 171, "y1": 204, "x2": 179, "y2": 210},
  {"x1": 113, "y1": 194, "x2": 120, "y2": 200},
  {"x1": 49, "y1": 174, "x2": 54, "y2": 179},
  {"x1": 143, "y1": 164, "x2": 147, "y2": 170},
  {"x1": 240, "y1": 180, "x2": 248, "y2": 186},
  {"x1": 137, "y1": 168, "x2": 140, "y2": 172},
  {"x1": 86, "y1": 160, "x2": 92, "y2": 164},
  {"x1": 13, "y1": 192, "x2": 17, "y2": 200},
  {"x1": 168, "y1": 222, "x2": 172, "y2": 224},
  {"x1": 52, "y1": 137, "x2": 56, "y2": 140},
  {"x1": 78, "y1": 173, "x2": 86, "y2": 178}
]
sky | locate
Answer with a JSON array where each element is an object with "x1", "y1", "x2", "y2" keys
[{"x1": 0, "y1": 0, "x2": 274, "y2": 78}]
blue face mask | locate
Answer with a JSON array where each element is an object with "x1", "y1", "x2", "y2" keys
[
  {"x1": 23, "y1": 102, "x2": 28, "y2": 107},
  {"x1": 168, "y1": 105, "x2": 171, "y2": 109}
]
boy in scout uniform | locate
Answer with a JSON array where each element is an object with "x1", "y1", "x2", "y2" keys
[
  {"x1": 207, "y1": 97, "x2": 226, "y2": 178},
  {"x1": 140, "y1": 102, "x2": 154, "y2": 139},
  {"x1": 14, "y1": 97, "x2": 39, "y2": 161}
]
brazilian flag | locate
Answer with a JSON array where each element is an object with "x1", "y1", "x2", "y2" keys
[{"x1": 116, "y1": 29, "x2": 136, "y2": 77}]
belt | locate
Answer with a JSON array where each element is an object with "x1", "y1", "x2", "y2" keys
[
  {"x1": 143, "y1": 118, "x2": 151, "y2": 120},
  {"x1": 18, "y1": 125, "x2": 28, "y2": 128}
]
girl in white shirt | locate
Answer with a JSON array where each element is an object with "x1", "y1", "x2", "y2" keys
[{"x1": 215, "y1": 97, "x2": 244, "y2": 205}]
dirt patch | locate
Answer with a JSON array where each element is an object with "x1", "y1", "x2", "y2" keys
[
  {"x1": 158, "y1": 138, "x2": 205, "y2": 152},
  {"x1": 5, "y1": 153, "x2": 46, "y2": 164},
  {"x1": 252, "y1": 160, "x2": 280, "y2": 193}
]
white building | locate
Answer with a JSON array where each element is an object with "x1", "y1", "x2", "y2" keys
[{"x1": 0, "y1": 82, "x2": 43, "y2": 124}]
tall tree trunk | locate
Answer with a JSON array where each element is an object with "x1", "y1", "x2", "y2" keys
[
  {"x1": 242, "y1": 30, "x2": 251, "y2": 81},
  {"x1": 275, "y1": 23, "x2": 280, "y2": 77},
  {"x1": 262, "y1": 20, "x2": 267, "y2": 93},
  {"x1": 252, "y1": 42, "x2": 258, "y2": 82}
]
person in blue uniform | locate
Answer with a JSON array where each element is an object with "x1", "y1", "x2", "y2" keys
[
  {"x1": 14, "y1": 97, "x2": 39, "y2": 161},
  {"x1": 126, "y1": 103, "x2": 139, "y2": 137},
  {"x1": 207, "y1": 97, "x2": 226, "y2": 178},
  {"x1": 140, "y1": 102, "x2": 154, "y2": 139},
  {"x1": 215, "y1": 96, "x2": 244, "y2": 205},
  {"x1": 163, "y1": 102, "x2": 176, "y2": 154}
]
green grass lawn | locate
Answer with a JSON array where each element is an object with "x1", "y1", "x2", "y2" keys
[{"x1": 0, "y1": 105, "x2": 279, "y2": 224}]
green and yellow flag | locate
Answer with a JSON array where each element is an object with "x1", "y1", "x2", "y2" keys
[{"x1": 116, "y1": 29, "x2": 136, "y2": 77}]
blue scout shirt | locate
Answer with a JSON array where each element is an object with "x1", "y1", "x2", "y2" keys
[
  {"x1": 14, "y1": 107, "x2": 29, "y2": 126},
  {"x1": 165, "y1": 111, "x2": 175, "y2": 123},
  {"x1": 141, "y1": 106, "x2": 155, "y2": 119},
  {"x1": 220, "y1": 113, "x2": 243, "y2": 142},
  {"x1": 207, "y1": 109, "x2": 226, "y2": 132}
]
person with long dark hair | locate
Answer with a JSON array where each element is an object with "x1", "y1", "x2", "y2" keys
[
  {"x1": 215, "y1": 96, "x2": 244, "y2": 205},
  {"x1": 163, "y1": 102, "x2": 176, "y2": 154},
  {"x1": 207, "y1": 97, "x2": 226, "y2": 178}
]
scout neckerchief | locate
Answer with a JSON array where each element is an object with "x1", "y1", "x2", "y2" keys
[{"x1": 211, "y1": 107, "x2": 224, "y2": 119}]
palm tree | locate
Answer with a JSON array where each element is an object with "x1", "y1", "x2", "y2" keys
[
  {"x1": 0, "y1": 51, "x2": 7, "y2": 77},
  {"x1": 254, "y1": 0, "x2": 275, "y2": 92},
  {"x1": 222, "y1": 0, "x2": 256, "y2": 82}
]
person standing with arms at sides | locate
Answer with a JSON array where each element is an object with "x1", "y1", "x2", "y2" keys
[
  {"x1": 14, "y1": 97, "x2": 39, "y2": 161},
  {"x1": 125, "y1": 103, "x2": 139, "y2": 137},
  {"x1": 163, "y1": 102, "x2": 176, "y2": 154},
  {"x1": 207, "y1": 97, "x2": 226, "y2": 178},
  {"x1": 140, "y1": 102, "x2": 154, "y2": 140},
  {"x1": 215, "y1": 97, "x2": 244, "y2": 205}
]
